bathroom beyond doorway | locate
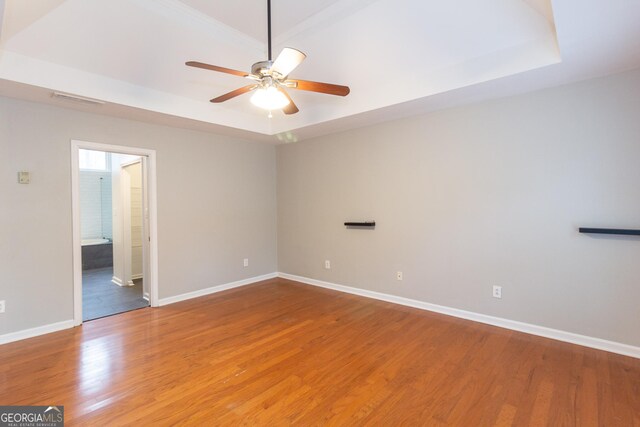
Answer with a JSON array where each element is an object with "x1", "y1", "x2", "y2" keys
[{"x1": 77, "y1": 148, "x2": 149, "y2": 321}]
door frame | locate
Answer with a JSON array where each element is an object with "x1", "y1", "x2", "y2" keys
[
  {"x1": 71, "y1": 140, "x2": 159, "y2": 326},
  {"x1": 120, "y1": 158, "x2": 144, "y2": 288}
]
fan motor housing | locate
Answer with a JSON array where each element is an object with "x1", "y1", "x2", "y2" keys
[{"x1": 251, "y1": 60, "x2": 273, "y2": 76}]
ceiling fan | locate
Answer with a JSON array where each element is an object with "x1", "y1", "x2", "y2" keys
[{"x1": 185, "y1": 0, "x2": 350, "y2": 116}]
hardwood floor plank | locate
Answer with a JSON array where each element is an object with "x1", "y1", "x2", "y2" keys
[
  {"x1": 0, "y1": 277, "x2": 638, "y2": 425},
  {"x1": 494, "y1": 404, "x2": 517, "y2": 427}
]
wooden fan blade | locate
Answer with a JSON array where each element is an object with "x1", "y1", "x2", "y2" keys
[
  {"x1": 280, "y1": 89, "x2": 299, "y2": 115},
  {"x1": 186, "y1": 61, "x2": 249, "y2": 77},
  {"x1": 210, "y1": 85, "x2": 257, "y2": 103},
  {"x1": 288, "y1": 79, "x2": 350, "y2": 96}
]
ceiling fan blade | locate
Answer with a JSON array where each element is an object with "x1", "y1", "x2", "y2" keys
[
  {"x1": 186, "y1": 61, "x2": 249, "y2": 78},
  {"x1": 271, "y1": 48, "x2": 307, "y2": 78},
  {"x1": 288, "y1": 79, "x2": 350, "y2": 96},
  {"x1": 210, "y1": 85, "x2": 257, "y2": 103},
  {"x1": 280, "y1": 89, "x2": 299, "y2": 115}
]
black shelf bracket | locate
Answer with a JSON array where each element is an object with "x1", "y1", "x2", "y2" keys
[
  {"x1": 579, "y1": 227, "x2": 640, "y2": 236},
  {"x1": 344, "y1": 221, "x2": 376, "y2": 227}
]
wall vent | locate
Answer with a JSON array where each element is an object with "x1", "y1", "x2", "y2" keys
[{"x1": 52, "y1": 91, "x2": 105, "y2": 105}]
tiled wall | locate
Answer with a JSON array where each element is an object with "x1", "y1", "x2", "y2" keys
[{"x1": 79, "y1": 170, "x2": 112, "y2": 239}]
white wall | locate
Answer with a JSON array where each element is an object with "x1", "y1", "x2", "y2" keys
[
  {"x1": 2, "y1": 67, "x2": 638, "y2": 349},
  {"x1": 277, "y1": 68, "x2": 640, "y2": 348},
  {"x1": 0, "y1": 97, "x2": 277, "y2": 336}
]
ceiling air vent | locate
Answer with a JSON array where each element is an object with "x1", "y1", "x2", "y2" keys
[{"x1": 52, "y1": 91, "x2": 105, "y2": 105}]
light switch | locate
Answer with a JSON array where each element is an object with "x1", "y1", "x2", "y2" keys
[{"x1": 18, "y1": 171, "x2": 30, "y2": 184}]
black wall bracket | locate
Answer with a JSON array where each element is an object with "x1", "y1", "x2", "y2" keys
[
  {"x1": 344, "y1": 221, "x2": 376, "y2": 227},
  {"x1": 579, "y1": 227, "x2": 640, "y2": 236}
]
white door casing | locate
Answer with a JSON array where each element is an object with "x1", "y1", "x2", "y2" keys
[{"x1": 71, "y1": 140, "x2": 159, "y2": 326}]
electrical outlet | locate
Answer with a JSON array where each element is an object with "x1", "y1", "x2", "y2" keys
[
  {"x1": 0, "y1": 300, "x2": 5, "y2": 313},
  {"x1": 243, "y1": 258, "x2": 249, "y2": 267},
  {"x1": 492, "y1": 285, "x2": 502, "y2": 299},
  {"x1": 325, "y1": 260, "x2": 331, "y2": 269},
  {"x1": 396, "y1": 271, "x2": 403, "y2": 281}
]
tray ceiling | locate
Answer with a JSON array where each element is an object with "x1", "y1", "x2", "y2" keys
[{"x1": 0, "y1": 0, "x2": 639, "y2": 142}]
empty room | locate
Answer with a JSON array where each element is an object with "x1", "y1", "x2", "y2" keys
[{"x1": 0, "y1": 0, "x2": 639, "y2": 425}]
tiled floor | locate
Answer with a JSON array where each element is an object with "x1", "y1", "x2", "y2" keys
[{"x1": 82, "y1": 267, "x2": 148, "y2": 321}]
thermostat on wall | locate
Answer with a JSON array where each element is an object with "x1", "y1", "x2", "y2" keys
[{"x1": 17, "y1": 171, "x2": 30, "y2": 184}]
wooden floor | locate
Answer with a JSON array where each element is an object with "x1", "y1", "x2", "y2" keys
[{"x1": 1, "y1": 278, "x2": 639, "y2": 426}]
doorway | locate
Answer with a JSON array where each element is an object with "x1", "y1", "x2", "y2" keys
[{"x1": 71, "y1": 141, "x2": 158, "y2": 325}]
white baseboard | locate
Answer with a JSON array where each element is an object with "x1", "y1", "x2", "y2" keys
[
  {"x1": 0, "y1": 320, "x2": 75, "y2": 346},
  {"x1": 112, "y1": 277, "x2": 135, "y2": 287},
  {"x1": 158, "y1": 272, "x2": 278, "y2": 306},
  {"x1": 143, "y1": 292, "x2": 150, "y2": 301},
  {"x1": 132, "y1": 274, "x2": 143, "y2": 280},
  {"x1": 5, "y1": 274, "x2": 636, "y2": 359},
  {"x1": 278, "y1": 273, "x2": 640, "y2": 359},
  {"x1": 0, "y1": 274, "x2": 277, "y2": 346}
]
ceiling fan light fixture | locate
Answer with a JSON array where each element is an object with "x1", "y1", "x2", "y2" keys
[
  {"x1": 185, "y1": 0, "x2": 349, "y2": 115},
  {"x1": 250, "y1": 86, "x2": 290, "y2": 110}
]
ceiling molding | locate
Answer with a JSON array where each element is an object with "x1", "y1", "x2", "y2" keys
[
  {"x1": 0, "y1": 49, "x2": 272, "y2": 134},
  {"x1": 0, "y1": 78, "x2": 276, "y2": 143},
  {"x1": 268, "y1": 33, "x2": 561, "y2": 137}
]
